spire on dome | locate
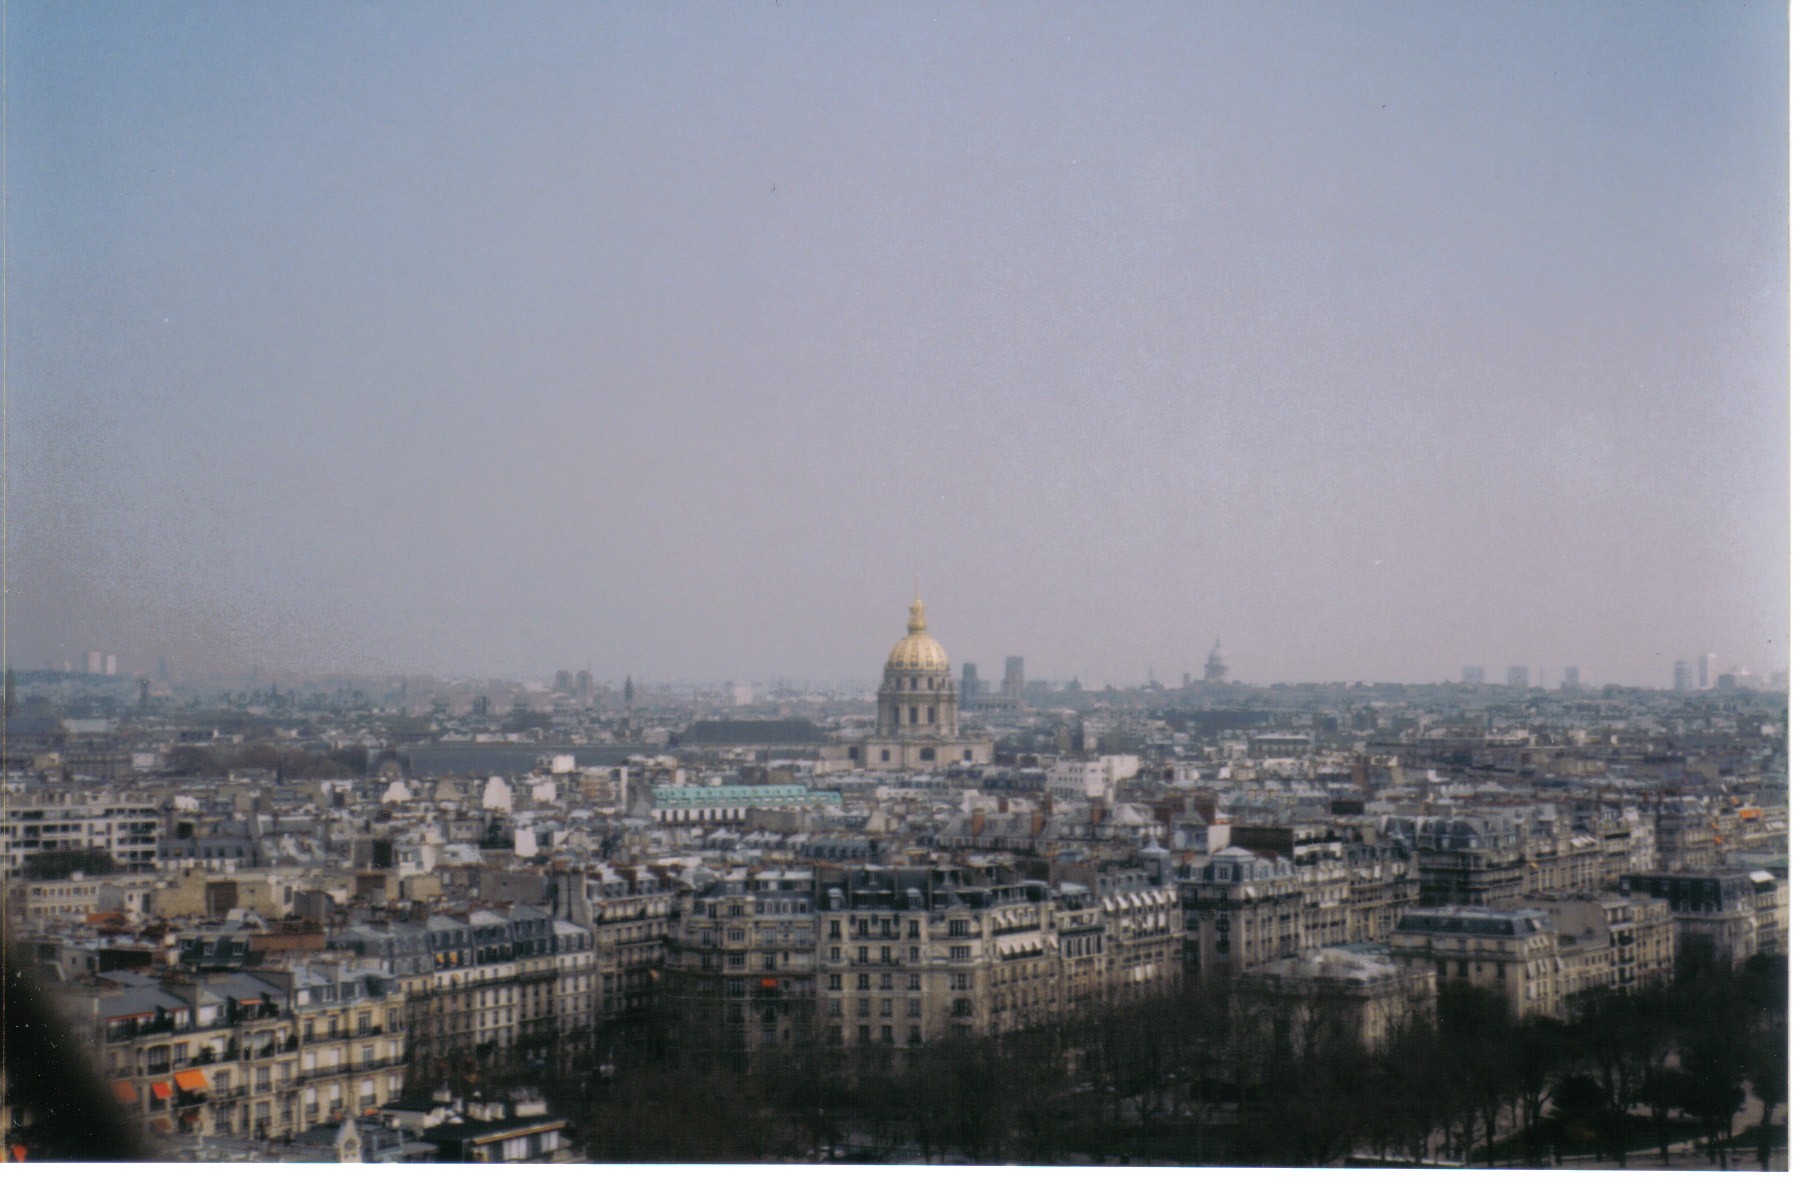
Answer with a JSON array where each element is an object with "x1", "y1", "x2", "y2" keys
[{"x1": 908, "y1": 592, "x2": 928, "y2": 634}]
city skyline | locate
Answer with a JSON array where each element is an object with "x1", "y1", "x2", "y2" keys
[{"x1": 11, "y1": 2, "x2": 1789, "y2": 690}]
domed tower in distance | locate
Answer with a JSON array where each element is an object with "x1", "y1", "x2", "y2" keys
[
  {"x1": 878, "y1": 594, "x2": 957, "y2": 740},
  {"x1": 1204, "y1": 639, "x2": 1230, "y2": 683},
  {"x1": 835, "y1": 592, "x2": 993, "y2": 772}
]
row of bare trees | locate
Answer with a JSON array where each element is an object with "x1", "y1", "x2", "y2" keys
[{"x1": 514, "y1": 953, "x2": 1785, "y2": 1166}]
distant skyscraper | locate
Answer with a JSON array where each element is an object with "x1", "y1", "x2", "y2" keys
[
  {"x1": 85, "y1": 650, "x2": 104, "y2": 676},
  {"x1": 1506, "y1": 665, "x2": 1529, "y2": 688},
  {"x1": 1002, "y1": 656, "x2": 1025, "y2": 699},
  {"x1": 1461, "y1": 666, "x2": 1486, "y2": 685},
  {"x1": 1561, "y1": 666, "x2": 1582, "y2": 691},
  {"x1": 554, "y1": 669, "x2": 574, "y2": 693},
  {"x1": 961, "y1": 662, "x2": 981, "y2": 705},
  {"x1": 1204, "y1": 640, "x2": 1229, "y2": 683},
  {"x1": 104, "y1": 654, "x2": 117, "y2": 677},
  {"x1": 1698, "y1": 652, "x2": 1716, "y2": 691},
  {"x1": 1673, "y1": 660, "x2": 1694, "y2": 692},
  {"x1": 576, "y1": 670, "x2": 593, "y2": 696}
]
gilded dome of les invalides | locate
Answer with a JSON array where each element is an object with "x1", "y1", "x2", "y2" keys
[{"x1": 885, "y1": 595, "x2": 949, "y2": 672}]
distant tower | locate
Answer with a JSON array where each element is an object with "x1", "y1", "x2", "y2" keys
[
  {"x1": 1673, "y1": 660, "x2": 1694, "y2": 693},
  {"x1": 1204, "y1": 641, "x2": 1229, "y2": 683},
  {"x1": 1002, "y1": 656, "x2": 1025, "y2": 700},
  {"x1": 1561, "y1": 666, "x2": 1582, "y2": 692},
  {"x1": 877, "y1": 594, "x2": 958, "y2": 740},
  {"x1": 960, "y1": 662, "x2": 981, "y2": 705},
  {"x1": 555, "y1": 669, "x2": 574, "y2": 693},
  {"x1": 85, "y1": 650, "x2": 103, "y2": 676},
  {"x1": 1698, "y1": 653, "x2": 1716, "y2": 691},
  {"x1": 1461, "y1": 666, "x2": 1486, "y2": 685},
  {"x1": 104, "y1": 654, "x2": 118, "y2": 677},
  {"x1": 1506, "y1": 665, "x2": 1529, "y2": 688}
]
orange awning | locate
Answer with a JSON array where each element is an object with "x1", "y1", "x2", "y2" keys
[
  {"x1": 149, "y1": 1081, "x2": 173, "y2": 1101},
  {"x1": 173, "y1": 1069, "x2": 209, "y2": 1093},
  {"x1": 110, "y1": 1081, "x2": 138, "y2": 1105},
  {"x1": 149, "y1": 1119, "x2": 172, "y2": 1134}
]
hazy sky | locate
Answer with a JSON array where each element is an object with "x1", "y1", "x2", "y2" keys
[{"x1": 10, "y1": 1, "x2": 1788, "y2": 688}]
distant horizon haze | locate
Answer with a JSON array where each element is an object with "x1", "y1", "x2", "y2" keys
[{"x1": 10, "y1": 3, "x2": 1788, "y2": 693}]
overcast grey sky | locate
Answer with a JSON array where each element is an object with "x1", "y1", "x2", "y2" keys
[{"x1": 9, "y1": 1, "x2": 1788, "y2": 688}]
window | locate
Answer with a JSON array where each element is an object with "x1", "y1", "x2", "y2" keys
[
  {"x1": 827, "y1": 1027, "x2": 843, "y2": 1046},
  {"x1": 857, "y1": 974, "x2": 871, "y2": 991},
  {"x1": 828, "y1": 1000, "x2": 842, "y2": 1017},
  {"x1": 856, "y1": 999, "x2": 870, "y2": 1018},
  {"x1": 857, "y1": 947, "x2": 869, "y2": 965},
  {"x1": 908, "y1": 1025, "x2": 922, "y2": 1046},
  {"x1": 909, "y1": 947, "x2": 921, "y2": 962},
  {"x1": 927, "y1": 708, "x2": 936, "y2": 724},
  {"x1": 829, "y1": 921, "x2": 841, "y2": 939},
  {"x1": 908, "y1": 974, "x2": 921, "y2": 991},
  {"x1": 907, "y1": 999, "x2": 922, "y2": 1018},
  {"x1": 357, "y1": 1014, "x2": 371, "y2": 1035},
  {"x1": 727, "y1": 953, "x2": 745, "y2": 969},
  {"x1": 879, "y1": 999, "x2": 893, "y2": 1017},
  {"x1": 952, "y1": 999, "x2": 973, "y2": 1018},
  {"x1": 858, "y1": 1025, "x2": 871, "y2": 1045},
  {"x1": 881, "y1": 1025, "x2": 894, "y2": 1045},
  {"x1": 763, "y1": 954, "x2": 777, "y2": 971},
  {"x1": 879, "y1": 973, "x2": 893, "y2": 990},
  {"x1": 950, "y1": 946, "x2": 971, "y2": 961},
  {"x1": 880, "y1": 750, "x2": 890, "y2": 763},
  {"x1": 907, "y1": 920, "x2": 920, "y2": 938},
  {"x1": 951, "y1": 973, "x2": 971, "y2": 990},
  {"x1": 949, "y1": 919, "x2": 969, "y2": 937},
  {"x1": 920, "y1": 747, "x2": 935, "y2": 761},
  {"x1": 881, "y1": 947, "x2": 893, "y2": 965},
  {"x1": 828, "y1": 974, "x2": 842, "y2": 991}
]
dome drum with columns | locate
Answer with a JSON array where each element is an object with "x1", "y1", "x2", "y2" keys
[{"x1": 826, "y1": 593, "x2": 993, "y2": 772}]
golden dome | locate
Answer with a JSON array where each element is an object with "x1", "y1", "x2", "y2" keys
[{"x1": 886, "y1": 594, "x2": 949, "y2": 672}]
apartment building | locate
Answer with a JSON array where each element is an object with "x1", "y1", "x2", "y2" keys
[
  {"x1": 69, "y1": 962, "x2": 405, "y2": 1141},
  {"x1": 1388, "y1": 906, "x2": 1563, "y2": 1020},
  {"x1": 663, "y1": 865, "x2": 1179, "y2": 1054},
  {"x1": 665, "y1": 868, "x2": 818, "y2": 1057},
  {"x1": 1621, "y1": 870, "x2": 1787, "y2": 967},
  {"x1": 1526, "y1": 894, "x2": 1677, "y2": 996},
  {"x1": 0, "y1": 791, "x2": 159, "y2": 873},
  {"x1": 8, "y1": 870, "x2": 158, "y2": 923},
  {"x1": 1237, "y1": 947, "x2": 1437, "y2": 1051},
  {"x1": 1391, "y1": 813, "x2": 1611, "y2": 909}
]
